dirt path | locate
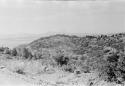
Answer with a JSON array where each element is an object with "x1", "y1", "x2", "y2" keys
[
  {"x1": 0, "y1": 67, "x2": 32, "y2": 86},
  {"x1": 0, "y1": 73, "x2": 31, "y2": 86},
  {"x1": 0, "y1": 66, "x2": 87, "y2": 86}
]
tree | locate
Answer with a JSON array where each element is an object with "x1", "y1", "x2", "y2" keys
[
  {"x1": 21, "y1": 48, "x2": 33, "y2": 59},
  {"x1": 16, "y1": 47, "x2": 32, "y2": 59}
]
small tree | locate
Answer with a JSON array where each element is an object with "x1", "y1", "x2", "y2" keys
[
  {"x1": 21, "y1": 48, "x2": 33, "y2": 59},
  {"x1": 16, "y1": 48, "x2": 32, "y2": 59}
]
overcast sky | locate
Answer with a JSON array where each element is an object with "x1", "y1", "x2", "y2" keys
[{"x1": 0, "y1": 0, "x2": 125, "y2": 35}]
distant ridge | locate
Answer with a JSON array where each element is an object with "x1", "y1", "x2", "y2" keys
[{"x1": 16, "y1": 32, "x2": 124, "y2": 56}]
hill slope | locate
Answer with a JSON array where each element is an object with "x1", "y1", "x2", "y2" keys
[
  {"x1": 3, "y1": 33, "x2": 125, "y2": 86},
  {"x1": 24, "y1": 33, "x2": 125, "y2": 56}
]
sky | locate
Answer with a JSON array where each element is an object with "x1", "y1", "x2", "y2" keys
[{"x1": 0, "y1": 0, "x2": 125, "y2": 35}]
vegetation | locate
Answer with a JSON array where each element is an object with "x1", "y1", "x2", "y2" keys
[
  {"x1": 11, "y1": 48, "x2": 17, "y2": 56},
  {"x1": 15, "y1": 68, "x2": 25, "y2": 75},
  {"x1": 1, "y1": 33, "x2": 125, "y2": 85}
]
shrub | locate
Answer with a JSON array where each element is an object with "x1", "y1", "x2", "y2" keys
[
  {"x1": 61, "y1": 65, "x2": 74, "y2": 73},
  {"x1": 0, "y1": 47, "x2": 4, "y2": 52},
  {"x1": 3, "y1": 48, "x2": 10, "y2": 54},
  {"x1": 16, "y1": 48, "x2": 33, "y2": 59},
  {"x1": 81, "y1": 66, "x2": 91, "y2": 73},
  {"x1": 33, "y1": 52, "x2": 43, "y2": 60},
  {"x1": 97, "y1": 51, "x2": 125, "y2": 84},
  {"x1": 11, "y1": 48, "x2": 17, "y2": 56},
  {"x1": 54, "y1": 55, "x2": 69, "y2": 66},
  {"x1": 21, "y1": 48, "x2": 30, "y2": 59},
  {"x1": 64, "y1": 67, "x2": 74, "y2": 73},
  {"x1": 0, "y1": 47, "x2": 9, "y2": 53},
  {"x1": 16, "y1": 69, "x2": 25, "y2": 75}
]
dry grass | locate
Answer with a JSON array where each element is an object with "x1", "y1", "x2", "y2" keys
[
  {"x1": 0, "y1": 55, "x2": 120, "y2": 86},
  {"x1": 0, "y1": 58, "x2": 56, "y2": 75}
]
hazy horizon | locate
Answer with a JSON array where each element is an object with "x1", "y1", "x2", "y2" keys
[
  {"x1": 0, "y1": 0, "x2": 124, "y2": 35},
  {"x1": 0, "y1": 0, "x2": 125, "y2": 48}
]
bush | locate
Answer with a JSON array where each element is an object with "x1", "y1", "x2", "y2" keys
[
  {"x1": 3, "y1": 48, "x2": 10, "y2": 54},
  {"x1": 11, "y1": 48, "x2": 17, "y2": 56},
  {"x1": 33, "y1": 52, "x2": 43, "y2": 60},
  {"x1": 16, "y1": 69, "x2": 25, "y2": 75},
  {"x1": 0, "y1": 47, "x2": 4, "y2": 52},
  {"x1": 0, "y1": 47, "x2": 9, "y2": 53},
  {"x1": 61, "y1": 65, "x2": 75, "y2": 73},
  {"x1": 97, "y1": 51, "x2": 125, "y2": 84},
  {"x1": 54, "y1": 55, "x2": 69, "y2": 66},
  {"x1": 21, "y1": 48, "x2": 30, "y2": 59},
  {"x1": 15, "y1": 48, "x2": 33, "y2": 59},
  {"x1": 64, "y1": 67, "x2": 74, "y2": 73}
]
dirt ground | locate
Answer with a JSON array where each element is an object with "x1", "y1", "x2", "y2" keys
[
  {"x1": 0, "y1": 66, "x2": 118, "y2": 86},
  {"x1": 0, "y1": 55, "x2": 121, "y2": 86}
]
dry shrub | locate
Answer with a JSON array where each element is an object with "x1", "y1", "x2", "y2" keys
[
  {"x1": 61, "y1": 65, "x2": 74, "y2": 73},
  {"x1": 4, "y1": 59, "x2": 52, "y2": 75},
  {"x1": 4, "y1": 49, "x2": 11, "y2": 54},
  {"x1": 24, "y1": 60, "x2": 47, "y2": 74},
  {"x1": 5, "y1": 60, "x2": 25, "y2": 72},
  {"x1": 15, "y1": 67, "x2": 25, "y2": 75},
  {"x1": 11, "y1": 48, "x2": 17, "y2": 56}
]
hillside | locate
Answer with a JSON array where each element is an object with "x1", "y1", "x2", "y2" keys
[
  {"x1": 1, "y1": 33, "x2": 125, "y2": 86},
  {"x1": 28, "y1": 34, "x2": 77, "y2": 51},
  {"x1": 24, "y1": 33, "x2": 125, "y2": 57}
]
